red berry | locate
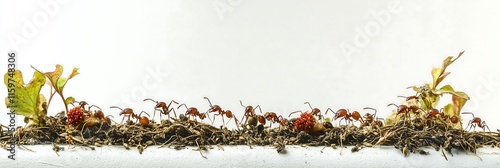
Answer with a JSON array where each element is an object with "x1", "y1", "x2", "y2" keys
[
  {"x1": 67, "y1": 107, "x2": 85, "y2": 127},
  {"x1": 294, "y1": 112, "x2": 316, "y2": 131}
]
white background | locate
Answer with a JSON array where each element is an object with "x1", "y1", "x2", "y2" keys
[{"x1": 1, "y1": 0, "x2": 499, "y2": 130}]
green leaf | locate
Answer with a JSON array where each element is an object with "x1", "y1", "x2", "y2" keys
[
  {"x1": 443, "y1": 103, "x2": 454, "y2": 117},
  {"x1": 32, "y1": 64, "x2": 79, "y2": 112},
  {"x1": 433, "y1": 85, "x2": 470, "y2": 100},
  {"x1": 4, "y1": 70, "x2": 46, "y2": 124},
  {"x1": 56, "y1": 77, "x2": 67, "y2": 92},
  {"x1": 65, "y1": 97, "x2": 75, "y2": 105},
  {"x1": 452, "y1": 94, "x2": 467, "y2": 116},
  {"x1": 431, "y1": 67, "x2": 443, "y2": 89},
  {"x1": 453, "y1": 91, "x2": 470, "y2": 100}
]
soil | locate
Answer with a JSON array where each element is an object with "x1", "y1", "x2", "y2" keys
[{"x1": 1, "y1": 112, "x2": 499, "y2": 159}]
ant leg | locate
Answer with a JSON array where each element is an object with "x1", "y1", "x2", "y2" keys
[
  {"x1": 325, "y1": 108, "x2": 334, "y2": 115},
  {"x1": 225, "y1": 117, "x2": 232, "y2": 127},
  {"x1": 483, "y1": 121, "x2": 491, "y2": 132},
  {"x1": 465, "y1": 120, "x2": 472, "y2": 131},
  {"x1": 254, "y1": 105, "x2": 262, "y2": 114},
  {"x1": 221, "y1": 115, "x2": 225, "y2": 127},
  {"x1": 211, "y1": 114, "x2": 216, "y2": 125},
  {"x1": 240, "y1": 115, "x2": 246, "y2": 126},
  {"x1": 171, "y1": 108, "x2": 177, "y2": 119}
]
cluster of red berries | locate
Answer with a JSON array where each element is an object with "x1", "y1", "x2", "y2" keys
[
  {"x1": 294, "y1": 112, "x2": 316, "y2": 131},
  {"x1": 67, "y1": 106, "x2": 85, "y2": 127}
]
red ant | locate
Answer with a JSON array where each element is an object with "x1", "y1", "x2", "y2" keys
[
  {"x1": 177, "y1": 104, "x2": 208, "y2": 121},
  {"x1": 387, "y1": 103, "x2": 421, "y2": 119},
  {"x1": 143, "y1": 98, "x2": 179, "y2": 120},
  {"x1": 462, "y1": 112, "x2": 490, "y2": 132},
  {"x1": 86, "y1": 105, "x2": 113, "y2": 126},
  {"x1": 303, "y1": 102, "x2": 324, "y2": 122},
  {"x1": 325, "y1": 108, "x2": 363, "y2": 125},
  {"x1": 263, "y1": 112, "x2": 287, "y2": 128},
  {"x1": 288, "y1": 102, "x2": 324, "y2": 122},
  {"x1": 73, "y1": 101, "x2": 89, "y2": 110},
  {"x1": 110, "y1": 106, "x2": 150, "y2": 126},
  {"x1": 360, "y1": 107, "x2": 384, "y2": 128},
  {"x1": 239, "y1": 100, "x2": 263, "y2": 125},
  {"x1": 425, "y1": 108, "x2": 442, "y2": 119},
  {"x1": 398, "y1": 94, "x2": 419, "y2": 102},
  {"x1": 204, "y1": 97, "x2": 239, "y2": 127}
]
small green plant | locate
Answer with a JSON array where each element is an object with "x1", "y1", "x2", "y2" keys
[
  {"x1": 4, "y1": 64, "x2": 79, "y2": 126},
  {"x1": 32, "y1": 64, "x2": 79, "y2": 114},
  {"x1": 387, "y1": 51, "x2": 470, "y2": 128},
  {"x1": 4, "y1": 70, "x2": 47, "y2": 125}
]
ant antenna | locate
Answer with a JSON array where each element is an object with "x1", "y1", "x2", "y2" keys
[
  {"x1": 363, "y1": 107, "x2": 377, "y2": 116},
  {"x1": 239, "y1": 100, "x2": 245, "y2": 108},
  {"x1": 204, "y1": 97, "x2": 213, "y2": 107},
  {"x1": 139, "y1": 111, "x2": 151, "y2": 117},
  {"x1": 461, "y1": 112, "x2": 475, "y2": 118},
  {"x1": 304, "y1": 102, "x2": 313, "y2": 110},
  {"x1": 177, "y1": 104, "x2": 188, "y2": 110},
  {"x1": 110, "y1": 106, "x2": 123, "y2": 111},
  {"x1": 288, "y1": 110, "x2": 302, "y2": 117},
  {"x1": 143, "y1": 98, "x2": 158, "y2": 103}
]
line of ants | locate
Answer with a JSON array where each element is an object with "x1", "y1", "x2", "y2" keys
[
  {"x1": 71, "y1": 97, "x2": 490, "y2": 132},
  {"x1": 386, "y1": 95, "x2": 490, "y2": 132}
]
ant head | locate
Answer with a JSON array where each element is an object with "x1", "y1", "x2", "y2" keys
[
  {"x1": 244, "y1": 106, "x2": 254, "y2": 114},
  {"x1": 210, "y1": 105, "x2": 221, "y2": 112},
  {"x1": 334, "y1": 109, "x2": 348, "y2": 119},
  {"x1": 156, "y1": 102, "x2": 167, "y2": 108},
  {"x1": 311, "y1": 108, "x2": 321, "y2": 114},
  {"x1": 78, "y1": 101, "x2": 88, "y2": 107},
  {"x1": 94, "y1": 110, "x2": 105, "y2": 119},
  {"x1": 264, "y1": 112, "x2": 271, "y2": 118}
]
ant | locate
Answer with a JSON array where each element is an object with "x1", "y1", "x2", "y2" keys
[
  {"x1": 288, "y1": 102, "x2": 324, "y2": 122},
  {"x1": 387, "y1": 103, "x2": 416, "y2": 121},
  {"x1": 462, "y1": 112, "x2": 490, "y2": 132},
  {"x1": 239, "y1": 100, "x2": 263, "y2": 126},
  {"x1": 303, "y1": 102, "x2": 324, "y2": 122},
  {"x1": 110, "y1": 106, "x2": 150, "y2": 126},
  {"x1": 425, "y1": 108, "x2": 442, "y2": 119},
  {"x1": 398, "y1": 94, "x2": 419, "y2": 102},
  {"x1": 360, "y1": 107, "x2": 384, "y2": 128},
  {"x1": 204, "y1": 97, "x2": 239, "y2": 128},
  {"x1": 263, "y1": 112, "x2": 287, "y2": 128},
  {"x1": 85, "y1": 105, "x2": 113, "y2": 126},
  {"x1": 325, "y1": 108, "x2": 363, "y2": 125},
  {"x1": 73, "y1": 101, "x2": 89, "y2": 109},
  {"x1": 177, "y1": 104, "x2": 208, "y2": 122},
  {"x1": 143, "y1": 98, "x2": 179, "y2": 120}
]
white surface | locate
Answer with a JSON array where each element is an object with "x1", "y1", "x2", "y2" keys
[
  {"x1": 1, "y1": 1, "x2": 499, "y2": 130},
  {"x1": 0, "y1": 145, "x2": 499, "y2": 167}
]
